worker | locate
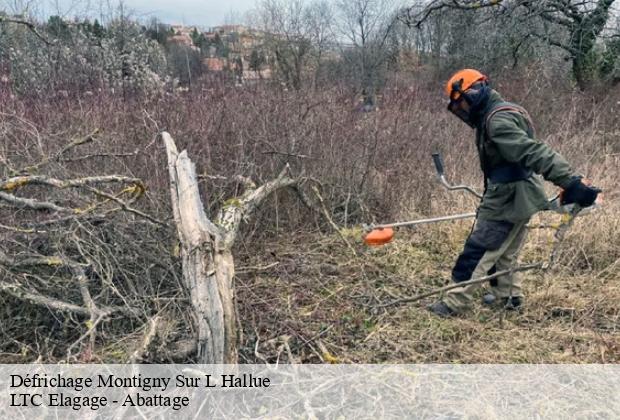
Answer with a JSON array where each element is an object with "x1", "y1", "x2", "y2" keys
[{"x1": 429, "y1": 69, "x2": 600, "y2": 317}]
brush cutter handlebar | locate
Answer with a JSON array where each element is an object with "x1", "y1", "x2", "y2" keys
[
  {"x1": 432, "y1": 152, "x2": 599, "y2": 214},
  {"x1": 431, "y1": 153, "x2": 483, "y2": 199}
]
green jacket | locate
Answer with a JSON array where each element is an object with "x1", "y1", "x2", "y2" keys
[{"x1": 475, "y1": 91, "x2": 575, "y2": 222}]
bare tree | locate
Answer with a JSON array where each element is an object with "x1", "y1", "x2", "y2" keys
[
  {"x1": 256, "y1": 0, "x2": 313, "y2": 90},
  {"x1": 402, "y1": 0, "x2": 619, "y2": 88},
  {"x1": 335, "y1": 0, "x2": 400, "y2": 105},
  {"x1": 255, "y1": 0, "x2": 336, "y2": 90},
  {"x1": 304, "y1": 0, "x2": 336, "y2": 87}
]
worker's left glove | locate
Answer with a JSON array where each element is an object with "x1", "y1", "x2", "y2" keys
[{"x1": 561, "y1": 176, "x2": 601, "y2": 207}]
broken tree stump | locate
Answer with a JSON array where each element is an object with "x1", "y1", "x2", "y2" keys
[{"x1": 162, "y1": 131, "x2": 301, "y2": 364}]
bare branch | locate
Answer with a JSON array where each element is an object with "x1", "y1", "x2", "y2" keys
[
  {"x1": 18, "y1": 129, "x2": 100, "y2": 174},
  {"x1": 0, "y1": 174, "x2": 144, "y2": 192},
  {"x1": 401, "y1": 0, "x2": 505, "y2": 28},
  {"x1": 0, "y1": 190, "x2": 70, "y2": 212},
  {"x1": 0, "y1": 15, "x2": 54, "y2": 46},
  {"x1": 216, "y1": 163, "x2": 300, "y2": 248},
  {"x1": 0, "y1": 281, "x2": 92, "y2": 315},
  {"x1": 129, "y1": 316, "x2": 161, "y2": 363},
  {"x1": 376, "y1": 263, "x2": 543, "y2": 308}
]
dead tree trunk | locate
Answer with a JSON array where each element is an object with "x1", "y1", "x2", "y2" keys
[{"x1": 162, "y1": 132, "x2": 300, "y2": 364}]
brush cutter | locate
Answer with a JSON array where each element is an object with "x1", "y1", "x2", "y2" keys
[{"x1": 362, "y1": 153, "x2": 602, "y2": 246}]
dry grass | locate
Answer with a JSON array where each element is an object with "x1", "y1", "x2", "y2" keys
[{"x1": 236, "y1": 203, "x2": 620, "y2": 364}]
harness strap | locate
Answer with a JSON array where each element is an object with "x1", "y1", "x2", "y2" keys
[
  {"x1": 485, "y1": 103, "x2": 535, "y2": 138},
  {"x1": 482, "y1": 102, "x2": 536, "y2": 184},
  {"x1": 488, "y1": 164, "x2": 533, "y2": 183}
]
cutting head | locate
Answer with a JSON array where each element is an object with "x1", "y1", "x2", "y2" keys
[{"x1": 363, "y1": 227, "x2": 394, "y2": 246}]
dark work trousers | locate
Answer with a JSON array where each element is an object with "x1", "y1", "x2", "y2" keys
[{"x1": 443, "y1": 218, "x2": 529, "y2": 312}]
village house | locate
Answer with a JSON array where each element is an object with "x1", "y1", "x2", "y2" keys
[
  {"x1": 202, "y1": 25, "x2": 273, "y2": 81},
  {"x1": 169, "y1": 25, "x2": 200, "y2": 51}
]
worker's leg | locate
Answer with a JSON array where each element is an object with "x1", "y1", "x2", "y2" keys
[
  {"x1": 442, "y1": 219, "x2": 529, "y2": 312},
  {"x1": 490, "y1": 222, "x2": 529, "y2": 299}
]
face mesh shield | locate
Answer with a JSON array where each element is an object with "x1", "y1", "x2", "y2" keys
[{"x1": 447, "y1": 79, "x2": 488, "y2": 128}]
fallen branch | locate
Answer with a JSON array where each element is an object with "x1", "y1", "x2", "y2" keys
[
  {"x1": 0, "y1": 190, "x2": 69, "y2": 212},
  {"x1": 0, "y1": 174, "x2": 143, "y2": 192},
  {"x1": 0, "y1": 281, "x2": 92, "y2": 315},
  {"x1": 0, "y1": 251, "x2": 134, "y2": 316},
  {"x1": 376, "y1": 262, "x2": 543, "y2": 308}
]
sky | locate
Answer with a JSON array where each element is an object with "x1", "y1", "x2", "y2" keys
[{"x1": 24, "y1": 0, "x2": 258, "y2": 28}]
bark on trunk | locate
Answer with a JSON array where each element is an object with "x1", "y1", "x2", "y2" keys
[
  {"x1": 162, "y1": 132, "x2": 237, "y2": 364},
  {"x1": 162, "y1": 132, "x2": 300, "y2": 364}
]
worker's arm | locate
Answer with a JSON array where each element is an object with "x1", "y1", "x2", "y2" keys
[{"x1": 487, "y1": 111, "x2": 575, "y2": 188}]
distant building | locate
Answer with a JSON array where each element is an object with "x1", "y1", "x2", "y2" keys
[
  {"x1": 204, "y1": 57, "x2": 227, "y2": 72},
  {"x1": 169, "y1": 34, "x2": 193, "y2": 47},
  {"x1": 168, "y1": 25, "x2": 200, "y2": 50},
  {"x1": 210, "y1": 25, "x2": 248, "y2": 35},
  {"x1": 201, "y1": 25, "x2": 274, "y2": 81}
]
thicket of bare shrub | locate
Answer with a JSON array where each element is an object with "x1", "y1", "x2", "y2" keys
[{"x1": 1, "y1": 59, "x2": 618, "y2": 361}]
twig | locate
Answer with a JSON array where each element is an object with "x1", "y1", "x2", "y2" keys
[
  {"x1": 236, "y1": 262, "x2": 279, "y2": 274},
  {"x1": 311, "y1": 186, "x2": 358, "y2": 257},
  {"x1": 0, "y1": 223, "x2": 46, "y2": 234},
  {"x1": 60, "y1": 151, "x2": 137, "y2": 163},
  {"x1": 66, "y1": 313, "x2": 107, "y2": 361},
  {"x1": 129, "y1": 316, "x2": 161, "y2": 363},
  {"x1": 86, "y1": 186, "x2": 168, "y2": 227},
  {"x1": 262, "y1": 150, "x2": 312, "y2": 159},
  {"x1": 18, "y1": 129, "x2": 99, "y2": 174}
]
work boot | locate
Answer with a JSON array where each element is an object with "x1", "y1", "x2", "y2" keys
[
  {"x1": 482, "y1": 293, "x2": 497, "y2": 306},
  {"x1": 428, "y1": 301, "x2": 456, "y2": 318},
  {"x1": 483, "y1": 294, "x2": 522, "y2": 310},
  {"x1": 502, "y1": 296, "x2": 522, "y2": 310}
]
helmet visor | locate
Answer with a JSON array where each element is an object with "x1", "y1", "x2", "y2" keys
[{"x1": 447, "y1": 98, "x2": 475, "y2": 128}]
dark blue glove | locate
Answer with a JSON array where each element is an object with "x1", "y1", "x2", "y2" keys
[{"x1": 561, "y1": 176, "x2": 601, "y2": 207}]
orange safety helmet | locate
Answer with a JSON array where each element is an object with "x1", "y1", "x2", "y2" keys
[{"x1": 445, "y1": 69, "x2": 488, "y2": 101}]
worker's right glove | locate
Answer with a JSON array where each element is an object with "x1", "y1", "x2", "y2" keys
[{"x1": 561, "y1": 176, "x2": 601, "y2": 207}]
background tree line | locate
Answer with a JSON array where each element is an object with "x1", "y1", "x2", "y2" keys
[{"x1": 1, "y1": 0, "x2": 618, "y2": 99}]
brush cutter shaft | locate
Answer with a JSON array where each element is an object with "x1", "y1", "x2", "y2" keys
[{"x1": 372, "y1": 212, "x2": 477, "y2": 230}]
